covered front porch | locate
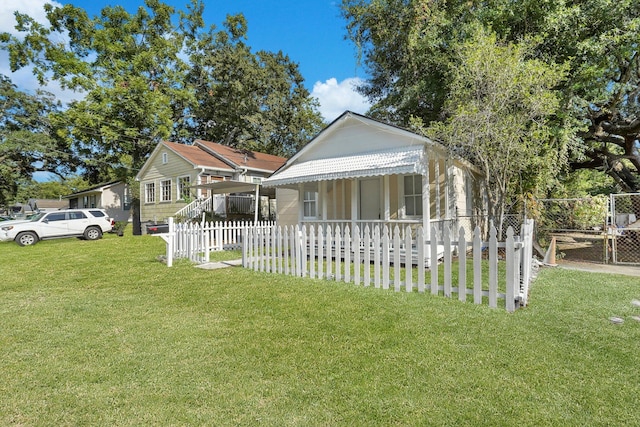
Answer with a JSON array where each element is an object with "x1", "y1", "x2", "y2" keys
[{"x1": 264, "y1": 145, "x2": 472, "y2": 240}]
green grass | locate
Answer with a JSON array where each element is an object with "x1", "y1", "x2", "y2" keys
[{"x1": 1, "y1": 233, "x2": 639, "y2": 426}]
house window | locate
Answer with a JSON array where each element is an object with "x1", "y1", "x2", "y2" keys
[
  {"x1": 82, "y1": 194, "x2": 97, "y2": 208},
  {"x1": 160, "y1": 179, "x2": 172, "y2": 202},
  {"x1": 145, "y1": 182, "x2": 155, "y2": 203},
  {"x1": 403, "y1": 175, "x2": 423, "y2": 217},
  {"x1": 177, "y1": 176, "x2": 191, "y2": 201},
  {"x1": 162, "y1": 152, "x2": 168, "y2": 164},
  {"x1": 303, "y1": 191, "x2": 317, "y2": 218}
]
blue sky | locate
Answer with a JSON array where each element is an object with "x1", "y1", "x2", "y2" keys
[{"x1": 1, "y1": 0, "x2": 371, "y2": 121}]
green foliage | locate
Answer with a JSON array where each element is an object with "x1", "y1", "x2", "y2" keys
[
  {"x1": 0, "y1": 75, "x2": 75, "y2": 206},
  {"x1": 184, "y1": 14, "x2": 323, "y2": 156},
  {"x1": 12, "y1": 176, "x2": 89, "y2": 203},
  {"x1": 342, "y1": 0, "x2": 640, "y2": 192},
  {"x1": 0, "y1": 0, "x2": 323, "y2": 189},
  {"x1": 426, "y1": 28, "x2": 565, "y2": 230},
  {"x1": 572, "y1": 195, "x2": 609, "y2": 230}
]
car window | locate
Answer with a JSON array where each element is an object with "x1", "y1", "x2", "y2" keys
[
  {"x1": 30, "y1": 213, "x2": 47, "y2": 222},
  {"x1": 69, "y1": 211, "x2": 87, "y2": 220},
  {"x1": 45, "y1": 212, "x2": 67, "y2": 222},
  {"x1": 89, "y1": 210, "x2": 106, "y2": 217}
]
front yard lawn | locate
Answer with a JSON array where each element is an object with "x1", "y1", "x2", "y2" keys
[{"x1": 1, "y1": 234, "x2": 639, "y2": 425}]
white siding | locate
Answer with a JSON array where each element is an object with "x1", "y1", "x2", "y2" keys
[{"x1": 275, "y1": 188, "x2": 299, "y2": 227}]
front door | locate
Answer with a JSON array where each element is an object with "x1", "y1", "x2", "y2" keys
[{"x1": 359, "y1": 178, "x2": 381, "y2": 220}]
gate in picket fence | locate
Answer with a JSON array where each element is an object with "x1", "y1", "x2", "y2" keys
[
  {"x1": 243, "y1": 220, "x2": 535, "y2": 312},
  {"x1": 161, "y1": 218, "x2": 275, "y2": 266}
]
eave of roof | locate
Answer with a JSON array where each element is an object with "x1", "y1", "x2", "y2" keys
[{"x1": 263, "y1": 145, "x2": 426, "y2": 187}]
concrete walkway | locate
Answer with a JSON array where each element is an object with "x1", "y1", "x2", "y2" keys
[
  {"x1": 556, "y1": 260, "x2": 640, "y2": 277},
  {"x1": 195, "y1": 259, "x2": 243, "y2": 270}
]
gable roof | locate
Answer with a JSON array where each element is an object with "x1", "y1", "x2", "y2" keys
[
  {"x1": 264, "y1": 111, "x2": 478, "y2": 188},
  {"x1": 63, "y1": 180, "x2": 122, "y2": 198},
  {"x1": 136, "y1": 140, "x2": 287, "y2": 181},
  {"x1": 282, "y1": 111, "x2": 443, "y2": 166},
  {"x1": 163, "y1": 141, "x2": 233, "y2": 170},
  {"x1": 195, "y1": 140, "x2": 287, "y2": 173}
]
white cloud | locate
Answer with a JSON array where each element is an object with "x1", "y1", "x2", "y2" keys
[
  {"x1": 312, "y1": 77, "x2": 371, "y2": 122},
  {"x1": 0, "y1": 0, "x2": 82, "y2": 104},
  {"x1": 0, "y1": 0, "x2": 58, "y2": 37}
]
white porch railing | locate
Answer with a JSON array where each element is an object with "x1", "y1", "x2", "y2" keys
[
  {"x1": 243, "y1": 220, "x2": 535, "y2": 312},
  {"x1": 160, "y1": 218, "x2": 275, "y2": 266},
  {"x1": 302, "y1": 219, "x2": 461, "y2": 241},
  {"x1": 175, "y1": 196, "x2": 213, "y2": 220},
  {"x1": 175, "y1": 194, "x2": 256, "y2": 221}
]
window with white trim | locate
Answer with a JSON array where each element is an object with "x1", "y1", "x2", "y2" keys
[
  {"x1": 403, "y1": 175, "x2": 423, "y2": 216},
  {"x1": 177, "y1": 176, "x2": 191, "y2": 200},
  {"x1": 160, "y1": 179, "x2": 172, "y2": 202},
  {"x1": 303, "y1": 191, "x2": 317, "y2": 218},
  {"x1": 162, "y1": 152, "x2": 168, "y2": 164},
  {"x1": 145, "y1": 182, "x2": 155, "y2": 203}
]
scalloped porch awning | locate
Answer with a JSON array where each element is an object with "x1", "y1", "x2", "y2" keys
[{"x1": 263, "y1": 145, "x2": 426, "y2": 188}]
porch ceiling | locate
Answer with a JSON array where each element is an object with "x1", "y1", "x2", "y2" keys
[
  {"x1": 263, "y1": 145, "x2": 426, "y2": 187},
  {"x1": 191, "y1": 180, "x2": 274, "y2": 196}
]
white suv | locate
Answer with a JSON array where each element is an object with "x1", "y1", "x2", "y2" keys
[{"x1": 0, "y1": 209, "x2": 113, "y2": 246}]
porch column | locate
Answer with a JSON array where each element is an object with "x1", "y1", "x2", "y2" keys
[
  {"x1": 444, "y1": 159, "x2": 451, "y2": 219},
  {"x1": 298, "y1": 183, "x2": 304, "y2": 223},
  {"x1": 351, "y1": 178, "x2": 358, "y2": 230},
  {"x1": 321, "y1": 181, "x2": 328, "y2": 220},
  {"x1": 383, "y1": 175, "x2": 390, "y2": 221},
  {"x1": 253, "y1": 183, "x2": 260, "y2": 223},
  {"x1": 340, "y1": 180, "x2": 345, "y2": 219},
  {"x1": 422, "y1": 172, "x2": 431, "y2": 240}
]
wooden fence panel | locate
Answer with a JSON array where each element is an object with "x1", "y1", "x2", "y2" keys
[{"x1": 160, "y1": 220, "x2": 538, "y2": 313}]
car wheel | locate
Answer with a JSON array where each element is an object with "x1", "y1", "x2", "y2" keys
[
  {"x1": 16, "y1": 231, "x2": 38, "y2": 246},
  {"x1": 84, "y1": 226, "x2": 103, "y2": 241}
]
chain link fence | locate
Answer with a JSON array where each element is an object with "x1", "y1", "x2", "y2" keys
[
  {"x1": 609, "y1": 193, "x2": 640, "y2": 265},
  {"x1": 452, "y1": 194, "x2": 639, "y2": 266},
  {"x1": 530, "y1": 195, "x2": 640, "y2": 265},
  {"x1": 532, "y1": 197, "x2": 609, "y2": 263}
]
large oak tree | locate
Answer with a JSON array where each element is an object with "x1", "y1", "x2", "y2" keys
[
  {"x1": 0, "y1": 75, "x2": 75, "y2": 207},
  {"x1": 1, "y1": 0, "x2": 324, "y2": 229},
  {"x1": 342, "y1": 0, "x2": 640, "y2": 193}
]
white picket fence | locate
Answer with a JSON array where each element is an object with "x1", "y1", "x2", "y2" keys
[
  {"x1": 161, "y1": 218, "x2": 275, "y2": 266},
  {"x1": 243, "y1": 220, "x2": 535, "y2": 312}
]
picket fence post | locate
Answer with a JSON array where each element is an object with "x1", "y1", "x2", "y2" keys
[
  {"x1": 458, "y1": 227, "x2": 466, "y2": 302},
  {"x1": 505, "y1": 227, "x2": 516, "y2": 312},
  {"x1": 489, "y1": 224, "x2": 498, "y2": 309},
  {"x1": 353, "y1": 225, "x2": 361, "y2": 286}
]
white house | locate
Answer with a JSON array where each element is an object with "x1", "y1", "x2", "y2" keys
[{"x1": 263, "y1": 111, "x2": 486, "y2": 239}]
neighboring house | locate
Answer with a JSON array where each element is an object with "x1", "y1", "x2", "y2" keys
[
  {"x1": 7, "y1": 199, "x2": 68, "y2": 217},
  {"x1": 263, "y1": 111, "x2": 487, "y2": 239},
  {"x1": 64, "y1": 181, "x2": 132, "y2": 222},
  {"x1": 135, "y1": 140, "x2": 287, "y2": 223}
]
